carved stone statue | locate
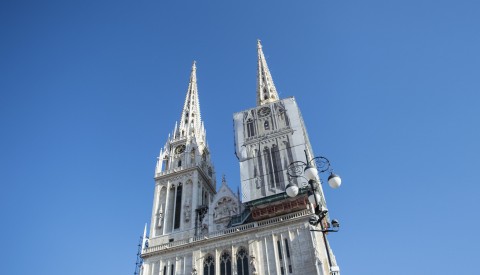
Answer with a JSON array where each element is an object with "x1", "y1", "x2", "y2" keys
[
  {"x1": 184, "y1": 202, "x2": 191, "y2": 222},
  {"x1": 201, "y1": 214, "x2": 209, "y2": 235},
  {"x1": 250, "y1": 255, "x2": 258, "y2": 275}
]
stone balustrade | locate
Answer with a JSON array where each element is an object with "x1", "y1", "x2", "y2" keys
[{"x1": 143, "y1": 209, "x2": 311, "y2": 256}]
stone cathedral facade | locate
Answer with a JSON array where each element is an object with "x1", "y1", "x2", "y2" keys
[{"x1": 139, "y1": 41, "x2": 340, "y2": 275}]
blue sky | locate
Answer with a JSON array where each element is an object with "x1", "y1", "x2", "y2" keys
[{"x1": 1, "y1": 0, "x2": 479, "y2": 274}]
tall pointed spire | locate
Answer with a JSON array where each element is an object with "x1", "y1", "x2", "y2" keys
[
  {"x1": 257, "y1": 40, "x2": 279, "y2": 106},
  {"x1": 178, "y1": 61, "x2": 203, "y2": 138}
]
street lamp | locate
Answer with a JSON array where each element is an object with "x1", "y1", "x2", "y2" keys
[
  {"x1": 286, "y1": 150, "x2": 341, "y2": 214},
  {"x1": 285, "y1": 149, "x2": 342, "y2": 273}
]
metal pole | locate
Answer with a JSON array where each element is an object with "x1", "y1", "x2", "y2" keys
[
  {"x1": 309, "y1": 180, "x2": 333, "y2": 270},
  {"x1": 303, "y1": 149, "x2": 334, "y2": 273},
  {"x1": 320, "y1": 223, "x2": 333, "y2": 272}
]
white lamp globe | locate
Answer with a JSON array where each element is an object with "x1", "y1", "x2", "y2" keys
[
  {"x1": 285, "y1": 183, "x2": 299, "y2": 198},
  {"x1": 304, "y1": 165, "x2": 318, "y2": 181},
  {"x1": 328, "y1": 173, "x2": 342, "y2": 189}
]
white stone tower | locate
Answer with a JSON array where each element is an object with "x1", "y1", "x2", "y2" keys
[
  {"x1": 140, "y1": 42, "x2": 340, "y2": 275},
  {"x1": 151, "y1": 61, "x2": 216, "y2": 241}
]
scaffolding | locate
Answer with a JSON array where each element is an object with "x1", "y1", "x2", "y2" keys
[{"x1": 133, "y1": 235, "x2": 143, "y2": 275}]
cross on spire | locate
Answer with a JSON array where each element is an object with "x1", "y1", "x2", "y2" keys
[{"x1": 257, "y1": 40, "x2": 279, "y2": 106}]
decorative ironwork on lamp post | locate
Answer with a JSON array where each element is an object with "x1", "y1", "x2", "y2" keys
[{"x1": 285, "y1": 149, "x2": 342, "y2": 274}]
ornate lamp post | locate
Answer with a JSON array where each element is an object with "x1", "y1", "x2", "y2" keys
[{"x1": 286, "y1": 150, "x2": 342, "y2": 274}]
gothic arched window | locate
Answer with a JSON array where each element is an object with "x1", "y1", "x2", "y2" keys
[
  {"x1": 246, "y1": 119, "x2": 255, "y2": 137},
  {"x1": 236, "y1": 248, "x2": 249, "y2": 275},
  {"x1": 220, "y1": 251, "x2": 232, "y2": 275},
  {"x1": 190, "y1": 148, "x2": 196, "y2": 164},
  {"x1": 203, "y1": 254, "x2": 215, "y2": 275},
  {"x1": 271, "y1": 144, "x2": 284, "y2": 186},
  {"x1": 162, "y1": 157, "x2": 169, "y2": 172},
  {"x1": 173, "y1": 183, "x2": 182, "y2": 229},
  {"x1": 264, "y1": 120, "x2": 270, "y2": 130},
  {"x1": 256, "y1": 149, "x2": 264, "y2": 192},
  {"x1": 264, "y1": 147, "x2": 274, "y2": 188}
]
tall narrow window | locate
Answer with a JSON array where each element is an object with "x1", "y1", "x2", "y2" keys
[
  {"x1": 264, "y1": 120, "x2": 270, "y2": 130},
  {"x1": 285, "y1": 238, "x2": 293, "y2": 273},
  {"x1": 190, "y1": 148, "x2": 195, "y2": 164},
  {"x1": 178, "y1": 160, "x2": 182, "y2": 167},
  {"x1": 264, "y1": 148, "x2": 274, "y2": 188},
  {"x1": 271, "y1": 145, "x2": 284, "y2": 186},
  {"x1": 220, "y1": 251, "x2": 232, "y2": 275},
  {"x1": 170, "y1": 264, "x2": 174, "y2": 275},
  {"x1": 256, "y1": 150, "x2": 264, "y2": 191},
  {"x1": 284, "y1": 239, "x2": 290, "y2": 258},
  {"x1": 173, "y1": 184, "x2": 182, "y2": 229},
  {"x1": 163, "y1": 265, "x2": 167, "y2": 275},
  {"x1": 203, "y1": 255, "x2": 215, "y2": 275},
  {"x1": 162, "y1": 158, "x2": 168, "y2": 172},
  {"x1": 247, "y1": 119, "x2": 255, "y2": 137},
  {"x1": 236, "y1": 248, "x2": 249, "y2": 275},
  {"x1": 277, "y1": 240, "x2": 283, "y2": 261}
]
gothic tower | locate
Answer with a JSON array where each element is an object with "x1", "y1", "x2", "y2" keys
[
  {"x1": 234, "y1": 40, "x2": 327, "y2": 210},
  {"x1": 150, "y1": 61, "x2": 216, "y2": 241}
]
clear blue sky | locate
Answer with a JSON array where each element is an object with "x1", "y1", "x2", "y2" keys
[{"x1": 1, "y1": 1, "x2": 479, "y2": 274}]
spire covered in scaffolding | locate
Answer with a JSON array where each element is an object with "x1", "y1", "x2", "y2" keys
[{"x1": 257, "y1": 40, "x2": 279, "y2": 106}]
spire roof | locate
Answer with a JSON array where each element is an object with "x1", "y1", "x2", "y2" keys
[
  {"x1": 178, "y1": 61, "x2": 203, "y2": 138},
  {"x1": 257, "y1": 40, "x2": 279, "y2": 106}
]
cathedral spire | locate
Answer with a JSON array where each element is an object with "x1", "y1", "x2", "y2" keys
[
  {"x1": 257, "y1": 40, "x2": 279, "y2": 106},
  {"x1": 178, "y1": 61, "x2": 202, "y2": 138}
]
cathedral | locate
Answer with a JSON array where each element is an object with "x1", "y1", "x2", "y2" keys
[{"x1": 137, "y1": 41, "x2": 341, "y2": 275}]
